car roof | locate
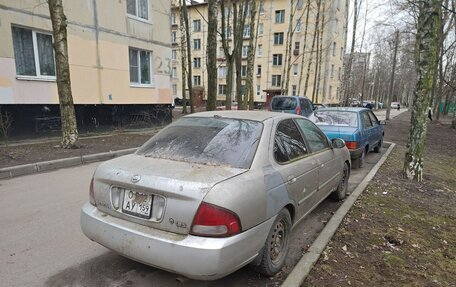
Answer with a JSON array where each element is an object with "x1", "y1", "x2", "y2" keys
[
  {"x1": 182, "y1": 110, "x2": 305, "y2": 122},
  {"x1": 272, "y1": 95, "x2": 311, "y2": 100},
  {"x1": 315, "y1": 107, "x2": 369, "y2": 112}
]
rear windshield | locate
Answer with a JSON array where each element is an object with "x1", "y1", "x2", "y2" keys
[
  {"x1": 136, "y1": 117, "x2": 263, "y2": 169},
  {"x1": 271, "y1": 97, "x2": 297, "y2": 110},
  {"x1": 313, "y1": 111, "x2": 358, "y2": 127}
]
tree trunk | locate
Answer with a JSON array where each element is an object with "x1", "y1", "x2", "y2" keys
[
  {"x1": 281, "y1": 0, "x2": 296, "y2": 95},
  {"x1": 179, "y1": 1, "x2": 188, "y2": 114},
  {"x1": 297, "y1": 0, "x2": 311, "y2": 95},
  {"x1": 403, "y1": 0, "x2": 441, "y2": 181},
  {"x1": 386, "y1": 30, "x2": 399, "y2": 121},
  {"x1": 314, "y1": 0, "x2": 326, "y2": 103},
  {"x1": 206, "y1": 0, "x2": 217, "y2": 111},
  {"x1": 246, "y1": 0, "x2": 258, "y2": 110},
  {"x1": 220, "y1": 1, "x2": 235, "y2": 110},
  {"x1": 48, "y1": 0, "x2": 78, "y2": 148},
  {"x1": 304, "y1": 0, "x2": 322, "y2": 96},
  {"x1": 234, "y1": 1, "x2": 248, "y2": 109},
  {"x1": 181, "y1": 0, "x2": 194, "y2": 113},
  {"x1": 342, "y1": 0, "x2": 358, "y2": 106}
]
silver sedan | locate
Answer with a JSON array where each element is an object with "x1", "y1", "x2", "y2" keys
[{"x1": 80, "y1": 111, "x2": 351, "y2": 280}]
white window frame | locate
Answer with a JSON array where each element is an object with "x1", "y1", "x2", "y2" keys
[
  {"x1": 129, "y1": 47, "x2": 154, "y2": 87},
  {"x1": 258, "y1": 44, "x2": 263, "y2": 57},
  {"x1": 273, "y1": 54, "x2": 282, "y2": 66},
  {"x1": 171, "y1": 31, "x2": 177, "y2": 43},
  {"x1": 256, "y1": 85, "x2": 261, "y2": 96},
  {"x1": 194, "y1": 39, "x2": 201, "y2": 50},
  {"x1": 13, "y1": 27, "x2": 56, "y2": 81},
  {"x1": 172, "y1": 84, "x2": 177, "y2": 96},
  {"x1": 218, "y1": 84, "x2": 227, "y2": 95},
  {"x1": 272, "y1": 75, "x2": 281, "y2": 87},
  {"x1": 172, "y1": 67, "x2": 177, "y2": 78},
  {"x1": 193, "y1": 19, "x2": 201, "y2": 32},
  {"x1": 243, "y1": 24, "x2": 251, "y2": 38},
  {"x1": 218, "y1": 66, "x2": 226, "y2": 78},
  {"x1": 296, "y1": 19, "x2": 301, "y2": 32},
  {"x1": 172, "y1": 49, "x2": 177, "y2": 60},
  {"x1": 258, "y1": 23, "x2": 264, "y2": 36},
  {"x1": 171, "y1": 12, "x2": 177, "y2": 25},
  {"x1": 242, "y1": 46, "x2": 249, "y2": 58},
  {"x1": 293, "y1": 64, "x2": 298, "y2": 76},
  {"x1": 275, "y1": 10, "x2": 285, "y2": 23},
  {"x1": 241, "y1": 65, "x2": 247, "y2": 77},
  {"x1": 127, "y1": 0, "x2": 150, "y2": 22},
  {"x1": 193, "y1": 75, "x2": 201, "y2": 86},
  {"x1": 193, "y1": 57, "x2": 201, "y2": 68}
]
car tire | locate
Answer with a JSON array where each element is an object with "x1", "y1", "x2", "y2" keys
[
  {"x1": 257, "y1": 208, "x2": 292, "y2": 277},
  {"x1": 374, "y1": 138, "x2": 382, "y2": 153},
  {"x1": 331, "y1": 162, "x2": 349, "y2": 201},
  {"x1": 353, "y1": 149, "x2": 365, "y2": 169}
]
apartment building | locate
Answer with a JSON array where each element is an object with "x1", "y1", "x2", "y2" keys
[
  {"x1": 170, "y1": 0, "x2": 348, "y2": 106},
  {"x1": 0, "y1": 0, "x2": 172, "y2": 135}
]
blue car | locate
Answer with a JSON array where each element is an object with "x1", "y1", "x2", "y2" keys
[
  {"x1": 312, "y1": 107, "x2": 385, "y2": 168},
  {"x1": 270, "y1": 95, "x2": 314, "y2": 117}
]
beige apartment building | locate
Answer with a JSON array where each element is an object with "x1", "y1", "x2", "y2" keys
[
  {"x1": 0, "y1": 0, "x2": 172, "y2": 135},
  {"x1": 170, "y1": 0, "x2": 348, "y2": 106}
]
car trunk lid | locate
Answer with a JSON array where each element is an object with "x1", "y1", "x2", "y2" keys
[{"x1": 92, "y1": 154, "x2": 247, "y2": 235}]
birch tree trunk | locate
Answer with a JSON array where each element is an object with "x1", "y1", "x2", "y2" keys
[
  {"x1": 179, "y1": 1, "x2": 188, "y2": 114},
  {"x1": 220, "y1": 1, "x2": 234, "y2": 110},
  {"x1": 234, "y1": 1, "x2": 248, "y2": 109},
  {"x1": 206, "y1": 0, "x2": 217, "y2": 111},
  {"x1": 342, "y1": 0, "x2": 358, "y2": 106},
  {"x1": 246, "y1": 0, "x2": 258, "y2": 110},
  {"x1": 298, "y1": 0, "x2": 311, "y2": 95},
  {"x1": 304, "y1": 0, "x2": 322, "y2": 96},
  {"x1": 181, "y1": 0, "x2": 194, "y2": 113},
  {"x1": 281, "y1": 0, "x2": 296, "y2": 95},
  {"x1": 403, "y1": 0, "x2": 441, "y2": 181},
  {"x1": 47, "y1": 0, "x2": 78, "y2": 148}
]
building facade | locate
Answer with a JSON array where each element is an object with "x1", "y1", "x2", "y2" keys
[
  {"x1": 0, "y1": 0, "x2": 172, "y2": 135},
  {"x1": 171, "y1": 0, "x2": 348, "y2": 106}
]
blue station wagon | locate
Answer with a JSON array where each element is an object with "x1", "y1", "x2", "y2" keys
[{"x1": 312, "y1": 107, "x2": 385, "y2": 168}]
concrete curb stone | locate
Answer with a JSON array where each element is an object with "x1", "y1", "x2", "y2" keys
[
  {"x1": 0, "y1": 147, "x2": 138, "y2": 179},
  {"x1": 282, "y1": 142, "x2": 396, "y2": 287}
]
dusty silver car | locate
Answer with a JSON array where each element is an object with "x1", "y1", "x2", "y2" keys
[{"x1": 80, "y1": 111, "x2": 350, "y2": 280}]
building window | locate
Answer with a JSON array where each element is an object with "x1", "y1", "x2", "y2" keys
[
  {"x1": 329, "y1": 85, "x2": 333, "y2": 98},
  {"x1": 241, "y1": 65, "x2": 247, "y2": 77},
  {"x1": 274, "y1": 32, "x2": 284, "y2": 45},
  {"x1": 292, "y1": 85, "x2": 297, "y2": 96},
  {"x1": 127, "y1": 0, "x2": 149, "y2": 20},
  {"x1": 273, "y1": 54, "x2": 283, "y2": 66},
  {"x1": 223, "y1": 26, "x2": 232, "y2": 38},
  {"x1": 331, "y1": 64, "x2": 335, "y2": 78},
  {"x1": 297, "y1": 0, "x2": 304, "y2": 9},
  {"x1": 258, "y1": 23, "x2": 264, "y2": 35},
  {"x1": 194, "y1": 39, "x2": 201, "y2": 50},
  {"x1": 272, "y1": 75, "x2": 281, "y2": 87},
  {"x1": 256, "y1": 85, "x2": 261, "y2": 96},
  {"x1": 242, "y1": 46, "x2": 249, "y2": 58},
  {"x1": 129, "y1": 47, "x2": 152, "y2": 85},
  {"x1": 172, "y1": 84, "x2": 177, "y2": 96},
  {"x1": 333, "y1": 42, "x2": 336, "y2": 56},
  {"x1": 293, "y1": 64, "x2": 298, "y2": 76},
  {"x1": 172, "y1": 49, "x2": 177, "y2": 60},
  {"x1": 295, "y1": 41, "x2": 300, "y2": 52},
  {"x1": 243, "y1": 24, "x2": 250, "y2": 38},
  {"x1": 218, "y1": 84, "x2": 227, "y2": 95},
  {"x1": 193, "y1": 57, "x2": 201, "y2": 68},
  {"x1": 340, "y1": 47, "x2": 344, "y2": 60},
  {"x1": 219, "y1": 46, "x2": 225, "y2": 58},
  {"x1": 260, "y1": 2, "x2": 265, "y2": 14},
  {"x1": 296, "y1": 19, "x2": 301, "y2": 32},
  {"x1": 172, "y1": 67, "x2": 177, "y2": 78},
  {"x1": 257, "y1": 65, "x2": 262, "y2": 75},
  {"x1": 218, "y1": 66, "x2": 226, "y2": 78},
  {"x1": 193, "y1": 20, "x2": 201, "y2": 32},
  {"x1": 258, "y1": 44, "x2": 263, "y2": 57},
  {"x1": 12, "y1": 26, "x2": 56, "y2": 78},
  {"x1": 171, "y1": 31, "x2": 177, "y2": 43},
  {"x1": 275, "y1": 10, "x2": 285, "y2": 23},
  {"x1": 193, "y1": 75, "x2": 201, "y2": 86},
  {"x1": 171, "y1": 12, "x2": 177, "y2": 25}
]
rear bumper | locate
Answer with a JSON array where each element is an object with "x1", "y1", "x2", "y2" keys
[
  {"x1": 80, "y1": 203, "x2": 274, "y2": 280},
  {"x1": 349, "y1": 147, "x2": 365, "y2": 159}
]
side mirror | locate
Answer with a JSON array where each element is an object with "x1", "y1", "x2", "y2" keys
[
  {"x1": 332, "y1": 138, "x2": 346, "y2": 149},
  {"x1": 379, "y1": 120, "x2": 386, "y2": 125}
]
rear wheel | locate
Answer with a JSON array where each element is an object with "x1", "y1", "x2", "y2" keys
[
  {"x1": 374, "y1": 138, "x2": 383, "y2": 153},
  {"x1": 257, "y1": 209, "x2": 292, "y2": 276},
  {"x1": 353, "y1": 149, "x2": 366, "y2": 169},
  {"x1": 331, "y1": 162, "x2": 349, "y2": 201}
]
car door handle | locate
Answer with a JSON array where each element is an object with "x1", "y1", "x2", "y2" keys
[{"x1": 287, "y1": 176, "x2": 297, "y2": 185}]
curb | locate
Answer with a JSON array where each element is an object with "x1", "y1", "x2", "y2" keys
[
  {"x1": 282, "y1": 142, "x2": 396, "y2": 287},
  {"x1": 0, "y1": 147, "x2": 137, "y2": 179}
]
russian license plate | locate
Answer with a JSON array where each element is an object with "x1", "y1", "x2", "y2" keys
[{"x1": 122, "y1": 190, "x2": 153, "y2": 219}]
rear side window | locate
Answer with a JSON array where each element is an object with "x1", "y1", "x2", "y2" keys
[
  {"x1": 361, "y1": 112, "x2": 373, "y2": 129},
  {"x1": 295, "y1": 118, "x2": 330, "y2": 153},
  {"x1": 367, "y1": 111, "x2": 379, "y2": 126},
  {"x1": 274, "y1": 119, "x2": 308, "y2": 163},
  {"x1": 301, "y1": 99, "x2": 313, "y2": 116},
  {"x1": 136, "y1": 117, "x2": 263, "y2": 169},
  {"x1": 271, "y1": 97, "x2": 297, "y2": 110}
]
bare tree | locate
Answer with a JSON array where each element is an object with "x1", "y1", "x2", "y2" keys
[
  {"x1": 181, "y1": 0, "x2": 194, "y2": 113},
  {"x1": 403, "y1": 0, "x2": 442, "y2": 181},
  {"x1": 179, "y1": 1, "x2": 188, "y2": 114},
  {"x1": 297, "y1": 0, "x2": 312, "y2": 95},
  {"x1": 342, "y1": 0, "x2": 360, "y2": 106},
  {"x1": 47, "y1": 0, "x2": 78, "y2": 148},
  {"x1": 233, "y1": 1, "x2": 248, "y2": 109},
  {"x1": 0, "y1": 107, "x2": 13, "y2": 146},
  {"x1": 303, "y1": 0, "x2": 322, "y2": 96},
  {"x1": 206, "y1": 0, "x2": 217, "y2": 111},
  {"x1": 245, "y1": 0, "x2": 258, "y2": 110}
]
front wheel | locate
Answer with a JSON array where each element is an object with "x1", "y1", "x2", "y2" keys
[
  {"x1": 257, "y1": 209, "x2": 292, "y2": 276},
  {"x1": 331, "y1": 162, "x2": 349, "y2": 201}
]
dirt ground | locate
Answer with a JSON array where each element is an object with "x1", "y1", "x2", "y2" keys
[{"x1": 304, "y1": 112, "x2": 456, "y2": 286}]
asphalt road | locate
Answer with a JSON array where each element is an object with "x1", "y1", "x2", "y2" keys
[{"x1": 0, "y1": 146, "x2": 387, "y2": 287}]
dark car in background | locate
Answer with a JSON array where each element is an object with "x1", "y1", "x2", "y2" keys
[
  {"x1": 312, "y1": 107, "x2": 385, "y2": 168},
  {"x1": 270, "y1": 96, "x2": 314, "y2": 117}
]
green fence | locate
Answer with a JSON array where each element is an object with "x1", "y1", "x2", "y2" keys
[{"x1": 439, "y1": 102, "x2": 456, "y2": 113}]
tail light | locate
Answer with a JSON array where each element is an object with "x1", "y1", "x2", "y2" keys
[
  {"x1": 89, "y1": 177, "x2": 97, "y2": 206},
  {"x1": 190, "y1": 202, "x2": 241, "y2": 237},
  {"x1": 296, "y1": 106, "x2": 302, "y2": 115},
  {"x1": 345, "y1": 141, "x2": 357, "y2": 150}
]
